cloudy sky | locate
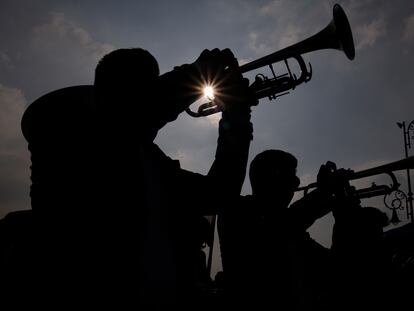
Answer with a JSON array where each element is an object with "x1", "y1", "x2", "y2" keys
[{"x1": 1, "y1": 0, "x2": 414, "y2": 274}]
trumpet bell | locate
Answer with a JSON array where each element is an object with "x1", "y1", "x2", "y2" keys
[
  {"x1": 331, "y1": 3, "x2": 355, "y2": 60},
  {"x1": 239, "y1": 3, "x2": 355, "y2": 74}
]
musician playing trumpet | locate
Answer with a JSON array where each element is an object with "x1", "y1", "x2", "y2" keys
[
  {"x1": 217, "y1": 151, "x2": 343, "y2": 309},
  {"x1": 17, "y1": 46, "x2": 257, "y2": 307},
  {"x1": 93, "y1": 47, "x2": 257, "y2": 306}
]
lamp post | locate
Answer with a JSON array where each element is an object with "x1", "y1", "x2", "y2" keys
[{"x1": 397, "y1": 120, "x2": 414, "y2": 223}]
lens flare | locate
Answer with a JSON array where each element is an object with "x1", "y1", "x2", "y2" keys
[{"x1": 203, "y1": 86, "x2": 215, "y2": 101}]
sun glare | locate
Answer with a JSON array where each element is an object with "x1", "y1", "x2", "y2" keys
[{"x1": 203, "y1": 86, "x2": 215, "y2": 101}]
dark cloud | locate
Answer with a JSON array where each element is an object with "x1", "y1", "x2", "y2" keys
[{"x1": 0, "y1": 84, "x2": 30, "y2": 218}]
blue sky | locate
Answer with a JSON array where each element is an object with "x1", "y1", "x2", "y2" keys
[{"x1": 1, "y1": 0, "x2": 414, "y2": 274}]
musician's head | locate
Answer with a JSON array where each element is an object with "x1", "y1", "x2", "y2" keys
[
  {"x1": 249, "y1": 149, "x2": 300, "y2": 209},
  {"x1": 94, "y1": 48, "x2": 162, "y2": 140},
  {"x1": 94, "y1": 48, "x2": 159, "y2": 95}
]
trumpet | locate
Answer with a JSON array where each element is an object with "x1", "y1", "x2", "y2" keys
[
  {"x1": 186, "y1": 3, "x2": 355, "y2": 117},
  {"x1": 296, "y1": 156, "x2": 414, "y2": 199}
]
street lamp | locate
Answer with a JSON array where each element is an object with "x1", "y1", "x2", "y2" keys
[
  {"x1": 384, "y1": 189, "x2": 407, "y2": 224},
  {"x1": 397, "y1": 120, "x2": 414, "y2": 223}
]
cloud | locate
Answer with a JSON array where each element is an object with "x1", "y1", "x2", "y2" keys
[
  {"x1": 238, "y1": 58, "x2": 253, "y2": 66},
  {"x1": 277, "y1": 24, "x2": 305, "y2": 49},
  {"x1": 32, "y1": 12, "x2": 115, "y2": 66},
  {"x1": 0, "y1": 84, "x2": 30, "y2": 218},
  {"x1": 247, "y1": 32, "x2": 271, "y2": 56},
  {"x1": 173, "y1": 149, "x2": 200, "y2": 172},
  {"x1": 0, "y1": 51, "x2": 11, "y2": 65},
  {"x1": 403, "y1": 13, "x2": 414, "y2": 42},
  {"x1": 259, "y1": 0, "x2": 285, "y2": 16},
  {"x1": 355, "y1": 17, "x2": 387, "y2": 50},
  {"x1": 245, "y1": 1, "x2": 327, "y2": 56},
  {"x1": 0, "y1": 84, "x2": 26, "y2": 143}
]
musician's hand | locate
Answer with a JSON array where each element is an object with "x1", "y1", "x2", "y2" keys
[
  {"x1": 317, "y1": 161, "x2": 339, "y2": 195},
  {"x1": 194, "y1": 48, "x2": 257, "y2": 123},
  {"x1": 156, "y1": 48, "x2": 256, "y2": 126},
  {"x1": 318, "y1": 161, "x2": 353, "y2": 199},
  {"x1": 192, "y1": 48, "x2": 239, "y2": 84},
  {"x1": 154, "y1": 48, "x2": 238, "y2": 123}
]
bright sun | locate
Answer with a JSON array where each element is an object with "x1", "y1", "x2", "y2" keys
[{"x1": 203, "y1": 86, "x2": 215, "y2": 101}]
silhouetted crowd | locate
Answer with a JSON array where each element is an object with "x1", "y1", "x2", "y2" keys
[{"x1": 0, "y1": 48, "x2": 413, "y2": 310}]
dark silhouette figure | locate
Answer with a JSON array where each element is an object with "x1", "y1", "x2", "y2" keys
[
  {"x1": 0, "y1": 210, "x2": 35, "y2": 299},
  {"x1": 14, "y1": 47, "x2": 256, "y2": 307},
  {"x1": 192, "y1": 216, "x2": 215, "y2": 299},
  {"x1": 383, "y1": 222, "x2": 414, "y2": 310},
  {"x1": 18, "y1": 84, "x2": 97, "y2": 305},
  {"x1": 93, "y1": 48, "x2": 255, "y2": 307},
  {"x1": 218, "y1": 150, "x2": 334, "y2": 309},
  {"x1": 311, "y1": 162, "x2": 392, "y2": 311},
  {"x1": 329, "y1": 200, "x2": 391, "y2": 310}
]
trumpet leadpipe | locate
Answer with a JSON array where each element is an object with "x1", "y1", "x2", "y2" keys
[{"x1": 296, "y1": 156, "x2": 414, "y2": 196}]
